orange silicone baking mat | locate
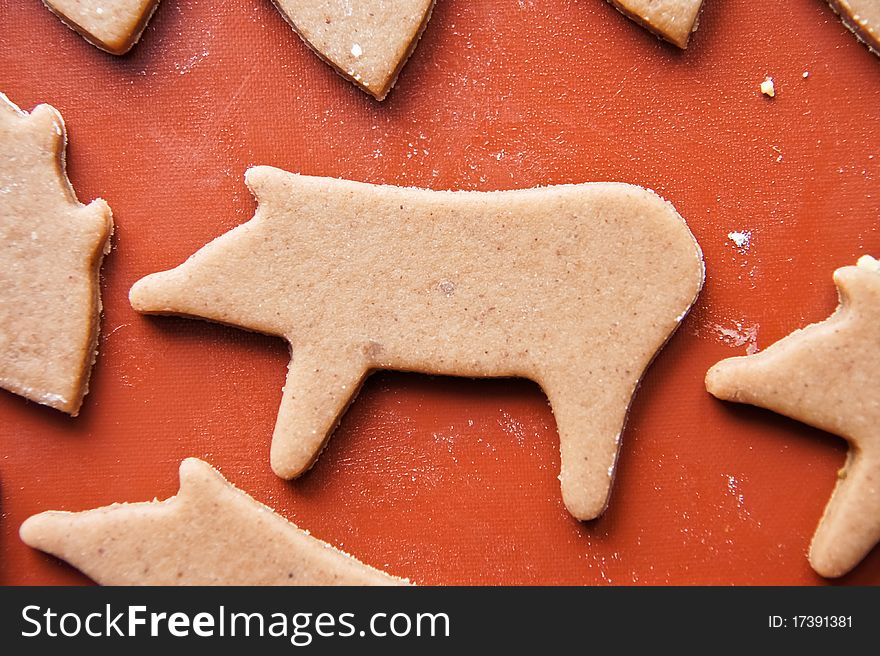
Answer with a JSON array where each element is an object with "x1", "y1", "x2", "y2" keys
[{"x1": 1, "y1": 0, "x2": 878, "y2": 586}]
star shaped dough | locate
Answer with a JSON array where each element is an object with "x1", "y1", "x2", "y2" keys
[
  {"x1": 706, "y1": 256, "x2": 880, "y2": 577},
  {"x1": 21, "y1": 458, "x2": 407, "y2": 585},
  {"x1": 270, "y1": 0, "x2": 436, "y2": 100},
  {"x1": 129, "y1": 166, "x2": 704, "y2": 521},
  {"x1": 0, "y1": 93, "x2": 113, "y2": 414},
  {"x1": 42, "y1": 0, "x2": 161, "y2": 55}
]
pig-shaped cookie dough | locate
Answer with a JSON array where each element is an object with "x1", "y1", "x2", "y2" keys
[
  {"x1": 131, "y1": 167, "x2": 704, "y2": 521},
  {"x1": 0, "y1": 92, "x2": 113, "y2": 414},
  {"x1": 22, "y1": 458, "x2": 406, "y2": 585}
]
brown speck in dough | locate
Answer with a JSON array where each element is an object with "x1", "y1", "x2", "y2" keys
[{"x1": 363, "y1": 341, "x2": 384, "y2": 358}]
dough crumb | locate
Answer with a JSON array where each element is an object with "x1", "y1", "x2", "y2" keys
[
  {"x1": 760, "y1": 77, "x2": 776, "y2": 97},
  {"x1": 727, "y1": 230, "x2": 751, "y2": 251}
]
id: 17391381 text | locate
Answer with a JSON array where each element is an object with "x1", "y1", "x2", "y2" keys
[{"x1": 768, "y1": 616, "x2": 852, "y2": 629}]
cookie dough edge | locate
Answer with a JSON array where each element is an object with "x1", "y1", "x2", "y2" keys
[{"x1": 41, "y1": 0, "x2": 161, "y2": 55}]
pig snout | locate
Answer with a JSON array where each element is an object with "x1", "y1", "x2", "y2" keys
[
  {"x1": 129, "y1": 270, "x2": 190, "y2": 314},
  {"x1": 705, "y1": 356, "x2": 753, "y2": 402}
]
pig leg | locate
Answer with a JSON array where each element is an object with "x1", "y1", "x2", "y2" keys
[
  {"x1": 809, "y1": 447, "x2": 880, "y2": 578},
  {"x1": 543, "y1": 373, "x2": 635, "y2": 521},
  {"x1": 270, "y1": 352, "x2": 369, "y2": 479}
]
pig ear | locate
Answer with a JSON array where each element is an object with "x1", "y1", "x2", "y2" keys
[
  {"x1": 19, "y1": 511, "x2": 68, "y2": 551},
  {"x1": 0, "y1": 96, "x2": 65, "y2": 151},
  {"x1": 245, "y1": 166, "x2": 295, "y2": 207},
  {"x1": 29, "y1": 104, "x2": 66, "y2": 151},
  {"x1": 176, "y1": 458, "x2": 229, "y2": 500},
  {"x1": 834, "y1": 265, "x2": 880, "y2": 309},
  {"x1": 0, "y1": 92, "x2": 22, "y2": 118}
]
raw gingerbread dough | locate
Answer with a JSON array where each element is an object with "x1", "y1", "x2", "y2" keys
[
  {"x1": 827, "y1": 0, "x2": 880, "y2": 55},
  {"x1": 20, "y1": 458, "x2": 406, "y2": 585},
  {"x1": 130, "y1": 167, "x2": 704, "y2": 521},
  {"x1": 42, "y1": 0, "x2": 161, "y2": 55},
  {"x1": 608, "y1": 0, "x2": 705, "y2": 49},
  {"x1": 706, "y1": 256, "x2": 880, "y2": 578},
  {"x1": 0, "y1": 93, "x2": 113, "y2": 415},
  {"x1": 271, "y1": 0, "x2": 436, "y2": 100}
]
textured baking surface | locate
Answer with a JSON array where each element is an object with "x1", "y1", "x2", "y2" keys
[{"x1": 1, "y1": 0, "x2": 878, "y2": 585}]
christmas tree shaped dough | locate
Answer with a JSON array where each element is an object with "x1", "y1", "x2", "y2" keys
[
  {"x1": 828, "y1": 0, "x2": 880, "y2": 54},
  {"x1": 130, "y1": 166, "x2": 704, "y2": 521},
  {"x1": 21, "y1": 458, "x2": 406, "y2": 585},
  {"x1": 43, "y1": 0, "x2": 161, "y2": 55},
  {"x1": 609, "y1": 0, "x2": 706, "y2": 49},
  {"x1": 706, "y1": 256, "x2": 880, "y2": 578},
  {"x1": 271, "y1": 0, "x2": 436, "y2": 100},
  {"x1": 0, "y1": 93, "x2": 112, "y2": 414}
]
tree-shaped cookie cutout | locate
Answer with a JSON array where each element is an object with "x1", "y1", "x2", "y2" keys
[
  {"x1": 0, "y1": 93, "x2": 113, "y2": 415},
  {"x1": 271, "y1": 0, "x2": 436, "y2": 100},
  {"x1": 21, "y1": 458, "x2": 407, "y2": 585},
  {"x1": 129, "y1": 166, "x2": 704, "y2": 521},
  {"x1": 828, "y1": 1, "x2": 880, "y2": 54},
  {"x1": 706, "y1": 256, "x2": 880, "y2": 578},
  {"x1": 42, "y1": 0, "x2": 160, "y2": 55},
  {"x1": 609, "y1": 0, "x2": 706, "y2": 49}
]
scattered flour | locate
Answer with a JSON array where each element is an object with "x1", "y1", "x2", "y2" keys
[
  {"x1": 497, "y1": 410, "x2": 526, "y2": 446},
  {"x1": 712, "y1": 320, "x2": 760, "y2": 355},
  {"x1": 727, "y1": 230, "x2": 751, "y2": 252}
]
